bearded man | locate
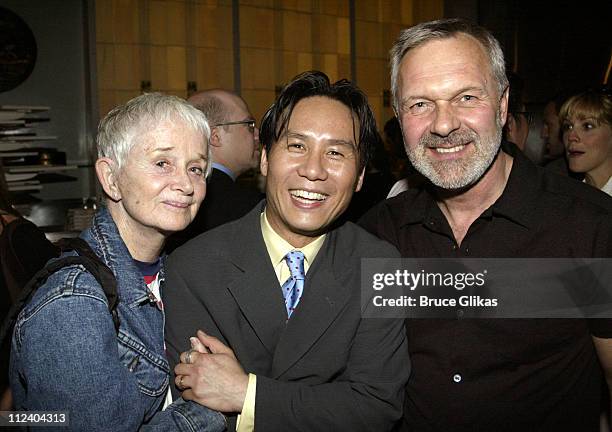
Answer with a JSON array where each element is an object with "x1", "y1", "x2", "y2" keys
[{"x1": 360, "y1": 18, "x2": 612, "y2": 432}]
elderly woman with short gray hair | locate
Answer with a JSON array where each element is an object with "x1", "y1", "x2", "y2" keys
[{"x1": 9, "y1": 93, "x2": 225, "y2": 431}]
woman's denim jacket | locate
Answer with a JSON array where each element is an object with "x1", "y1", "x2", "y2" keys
[{"x1": 10, "y1": 207, "x2": 226, "y2": 431}]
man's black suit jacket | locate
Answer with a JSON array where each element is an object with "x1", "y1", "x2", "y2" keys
[{"x1": 164, "y1": 202, "x2": 410, "y2": 431}]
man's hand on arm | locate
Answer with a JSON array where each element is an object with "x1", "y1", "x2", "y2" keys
[{"x1": 175, "y1": 330, "x2": 249, "y2": 413}]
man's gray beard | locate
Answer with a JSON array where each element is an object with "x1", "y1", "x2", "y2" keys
[{"x1": 406, "y1": 122, "x2": 503, "y2": 190}]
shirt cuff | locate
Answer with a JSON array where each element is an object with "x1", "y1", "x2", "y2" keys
[{"x1": 236, "y1": 373, "x2": 257, "y2": 432}]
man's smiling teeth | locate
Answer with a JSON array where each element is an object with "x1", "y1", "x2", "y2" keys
[
  {"x1": 290, "y1": 190, "x2": 327, "y2": 201},
  {"x1": 433, "y1": 144, "x2": 466, "y2": 154}
]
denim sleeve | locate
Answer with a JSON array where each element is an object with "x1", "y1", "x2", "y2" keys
[
  {"x1": 11, "y1": 280, "x2": 226, "y2": 432},
  {"x1": 143, "y1": 398, "x2": 227, "y2": 431}
]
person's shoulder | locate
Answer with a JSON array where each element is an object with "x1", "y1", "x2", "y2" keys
[
  {"x1": 202, "y1": 177, "x2": 262, "y2": 218},
  {"x1": 18, "y1": 256, "x2": 108, "y2": 321},
  {"x1": 9, "y1": 217, "x2": 58, "y2": 251},
  {"x1": 1, "y1": 215, "x2": 36, "y2": 241},
  {"x1": 375, "y1": 188, "x2": 420, "y2": 215},
  {"x1": 359, "y1": 188, "x2": 422, "y2": 234},
  {"x1": 334, "y1": 221, "x2": 401, "y2": 258},
  {"x1": 168, "y1": 210, "x2": 256, "y2": 265},
  {"x1": 539, "y1": 168, "x2": 612, "y2": 215},
  {"x1": 542, "y1": 156, "x2": 569, "y2": 175},
  {"x1": 234, "y1": 183, "x2": 264, "y2": 206}
]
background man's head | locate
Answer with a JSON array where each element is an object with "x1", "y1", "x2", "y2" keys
[
  {"x1": 504, "y1": 72, "x2": 531, "y2": 151},
  {"x1": 389, "y1": 18, "x2": 509, "y2": 190},
  {"x1": 259, "y1": 71, "x2": 378, "y2": 246},
  {"x1": 188, "y1": 89, "x2": 259, "y2": 177},
  {"x1": 540, "y1": 92, "x2": 570, "y2": 159}
]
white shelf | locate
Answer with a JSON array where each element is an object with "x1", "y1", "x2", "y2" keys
[
  {"x1": 0, "y1": 105, "x2": 50, "y2": 112},
  {"x1": 8, "y1": 184, "x2": 43, "y2": 192},
  {"x1": 0, "y1": 135, "x2": 58, "y2": 142},
  {"x1": 6, "y1": 164, "x2": 78, "y2": 173}
]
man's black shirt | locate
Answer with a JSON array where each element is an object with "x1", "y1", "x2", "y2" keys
[{"x1": 360, "y1": 145, "x2": 612, "y2": 431}]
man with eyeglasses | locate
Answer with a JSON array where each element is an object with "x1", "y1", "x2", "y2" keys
[{"x1": 169, "y1": 89, "x2": 263, "y2": 249}]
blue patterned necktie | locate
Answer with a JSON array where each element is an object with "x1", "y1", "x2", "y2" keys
[{"x1": 282, "y1": 251, "x2": 305, "y2": 318}]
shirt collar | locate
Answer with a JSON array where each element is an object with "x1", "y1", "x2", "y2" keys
[
  {"x1": 133, "y1": 257, "x2": 162, "y2": 277},
  {"x1": 599, "y1": 176, "x2": 612, "y2": 196},
  {"x1": 260, "y1": 209, "x2": 326, "y2": 270},
  {"x1": 212, "y1": 162, "x2": 236, "y2": 181}
]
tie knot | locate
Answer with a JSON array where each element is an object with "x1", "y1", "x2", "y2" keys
[{"x1": 284, "y1": 250, "x2": 305, "y2": 280}]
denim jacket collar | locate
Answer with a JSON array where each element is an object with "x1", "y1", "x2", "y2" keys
[{"x1": 80, "y1": 206, "x2": 165, "y2": 307}]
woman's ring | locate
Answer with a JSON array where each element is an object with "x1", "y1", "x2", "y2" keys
[{"x1": 179, "y1": 375, "x2": 184, "y2": 388}]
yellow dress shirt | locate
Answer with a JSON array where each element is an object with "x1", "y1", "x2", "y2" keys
[{"x1": 236, "y1": 209, "x2": 325, "y2": 432}]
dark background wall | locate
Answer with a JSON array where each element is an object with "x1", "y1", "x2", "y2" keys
[{"x1": 448, "y1": 0, "x2": 611, "y2": 103}]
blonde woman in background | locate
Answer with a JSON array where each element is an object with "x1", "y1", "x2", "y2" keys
[{"x1": 560, "y1": 87, "x2": 612, "y2": 195}]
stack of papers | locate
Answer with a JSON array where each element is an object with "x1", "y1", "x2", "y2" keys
[{"x1": 0, "y1": 105, "x2": 73, "y2": 195}]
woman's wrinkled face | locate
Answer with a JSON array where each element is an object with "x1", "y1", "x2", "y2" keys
[{"x1": 114, "y1": 119, "x2": 208, "y2": 237}]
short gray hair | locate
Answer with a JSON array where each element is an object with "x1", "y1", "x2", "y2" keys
[
  {"x1": 390, "y1": 18, "x2": 509, "y2": 111},
  {"x1": 96, "y1": 92, "x2": 212, "y2": 177}
]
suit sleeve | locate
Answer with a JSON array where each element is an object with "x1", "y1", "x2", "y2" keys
[
  {"x1": 254, "y1": 315, "x2": 409, "y2": 431},
  {"x1": 163, "y1": 257, "x2": 223, "y2": 399}
]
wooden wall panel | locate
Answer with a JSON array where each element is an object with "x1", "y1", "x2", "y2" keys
[
  {"x1": 96, "y1": 0, "x2": 114, "y2": 43},
  {"x1": 94, "y1": 0, "x2": 443, "y2": 125},
  {"x1": 355, "y1": 0, "x2": 443, "y2": 128},
  {"x1": 282, "y1": 11, "x2": 312, "y2": 53},
  {"x1": 166, "y1": 1, "x2": 187, "y2": 46},
  {"x1": 240, "y1": 6, "x2": 275, "y2": 49},
  {"x1": 318, "y1": 0, "x2": 349, "y2": 17},
  {"x1": 150, "y1": 45, "x2": 169, "y2": 89},
  {"x1": 114, "y1": 44, "x2": 142, "y2": 89},
  {"x1": 97, "y1": 44, "x2": 115, "y2": 90},
  {"x1": 193, "y1": 4, "x2": 233, "y2": 49},
  {"x1": 337, "y1": 17, "x2": 350, "y2": 55},
  {"x1": 98, "y1": 90, "x2": 116, "y2": 119},
  {"x1": 96, "y1": 0, "x2": 235, "y2": 116},
  {"x1": 242, "y1": 89, "x2": 275, "y2": 120},
  {"x1": 296, "y1": 52, "x2": 313, "y2": 75},
  {"x1": 114, "y1": 0, "x2": 141, "y2": 43},
  {"x1": 241, "y1": 48, "x2": 276, "y2": 89},
  {"x1": 149, "y1": 0, "x2": 169, "y2": 45},
  {"x1": 167, "y1": 46, "x2": 187, "y2": 90}
]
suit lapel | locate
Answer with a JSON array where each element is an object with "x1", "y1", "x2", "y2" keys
[
  {"x1": 271, "y1": 232, "x2": 352, "y2": 378},
  {"x1": 226, "y1": 203, "x2": 287, "y2": 355}
]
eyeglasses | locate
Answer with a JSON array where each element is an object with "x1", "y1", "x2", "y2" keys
[
  {"x1": 214, "y1": 120, "x2": 256, "y2": 133},
  {"x1": 514, "y1": 111, "x2": 534, "y2": 126}
]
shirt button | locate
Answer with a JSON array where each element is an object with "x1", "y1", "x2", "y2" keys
[
  {"x1": 453, "y1": 373, "x2": 462, "y2": 383},
  {"x1": 452, "y1": 244, "x2": 457, "y2": 250}
]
